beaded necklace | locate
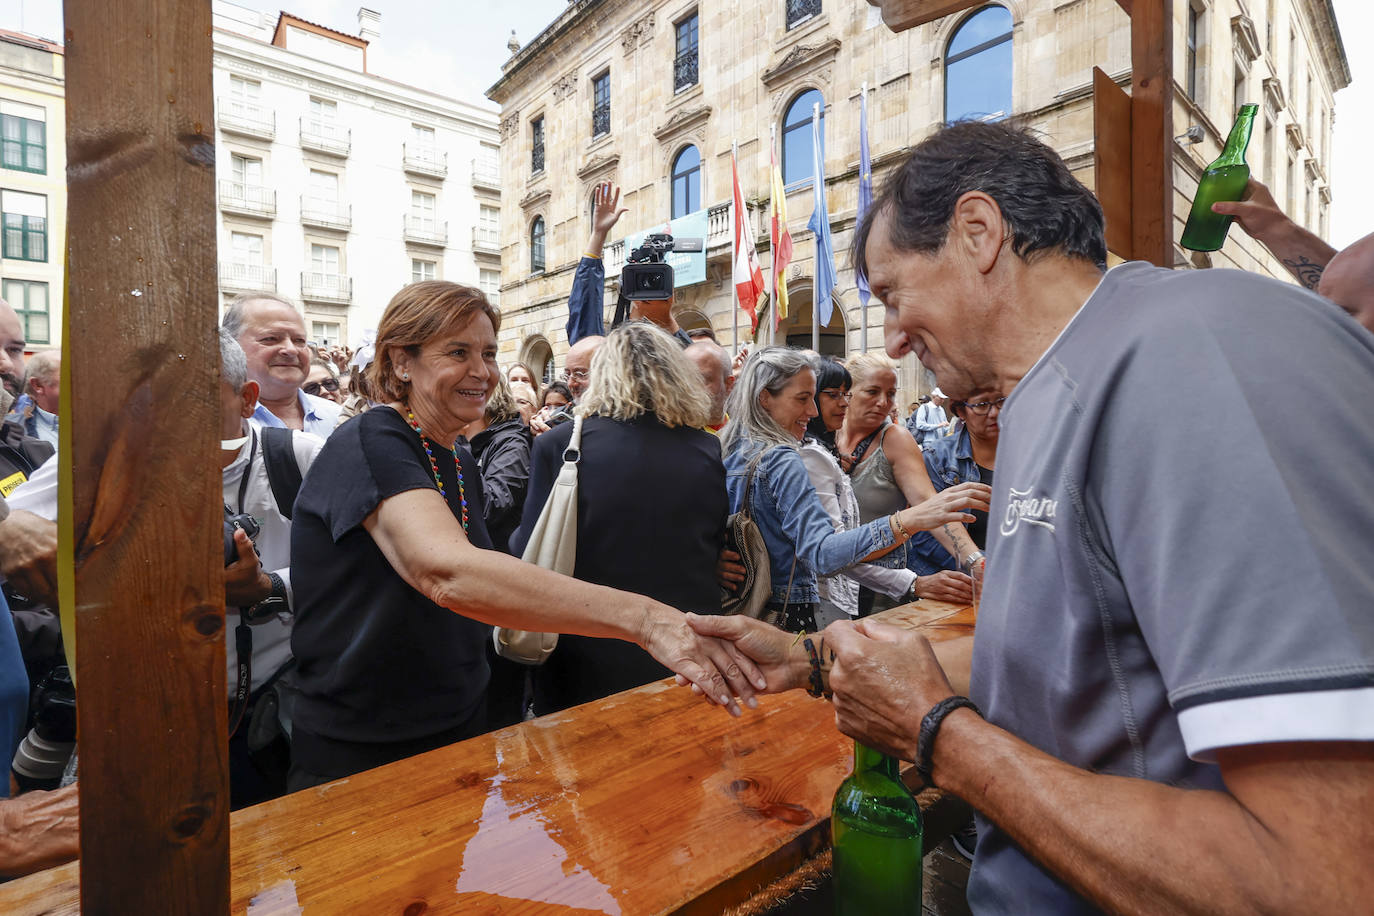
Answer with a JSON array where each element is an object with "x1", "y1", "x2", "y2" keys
[{"x1": 404, "y1": 406, "x2": 469, "y2": 531}]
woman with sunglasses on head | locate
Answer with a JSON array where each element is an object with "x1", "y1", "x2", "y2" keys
[
  {"x1": 836, "y1": 354, "x2": 985, "y2": 614},
  {"x1": 720, "y1": 347, "x2": 988, "y2": 633}
]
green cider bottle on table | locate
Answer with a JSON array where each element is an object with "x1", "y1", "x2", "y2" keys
[
  {"x1": 1180, "y1": 104, "x2": 1259, "y2": 252},
  {"x1": 831, "y1": 742, "x2": 924, "y2": 915}
]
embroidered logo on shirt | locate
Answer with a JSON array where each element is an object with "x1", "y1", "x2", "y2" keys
[{"x1": 1001, "y1": 487, "x2": 1058, "y2": 536}]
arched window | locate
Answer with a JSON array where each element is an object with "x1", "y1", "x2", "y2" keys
[
  {"x1": 781, "y1": 89, "x2": 825, "y2": 187},
  {"x1": 530, "y1": 216, "x2": 545, "y2": 273},
  {"x1": 671, "y1": 146, "x2": 702, "y2": 218},
  {"x1": 944, "y1": 5, "x2": 1014, "y2": 124}
]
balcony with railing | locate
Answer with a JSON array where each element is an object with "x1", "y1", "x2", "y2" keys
[
  {"x1": 300, "y1": 271, "x2": 352, "y2": 303},
  {"x1": 403, "y1": 143, "x2": 448, "y2": 178},
  {"x1": 786, "y1": 0, "x2": 822, "y2": 29},
  {"x1": 592, "y1": 101, "x2": 611, "y2": 138},
  {"x1": 218, "y1": 180, "x2": 276, "y2": 219},
  {"x1": 218, "y1": 262, "x2": 277, "y2": 292},
  {"x1": 404, "y1": 215, "x2": 448, "y2": 247},
  {"x1": 674, "y1": 51, "x2": 699, "y2": 92},
  {"x1": 300, "y1": 117, "x2": 351, "y2": 157},
  {"x1": 300, "y1": 199, "x2": 352, "y2": 231},
  {"x1": 472, "y1": 226, "x2": 501, "y2": 256},
  {"x1": 218, "y1": 97, "x2": 276, "y2": 139},
  {"x1": 472, "y1": 158, "x2": 500, "y2": 190}
]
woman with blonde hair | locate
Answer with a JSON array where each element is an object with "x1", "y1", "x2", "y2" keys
[
  {"x1": 836, "y1": 353, "x2": 982, "y2": 614},
  {"x1": 513, "y1": 320, "x2": 728, "y2": 713},
  {"x1": 504, "y1": 361, "x2": 541, "y2": 404},
  {"x1": 288, "y1": 284, "x2": 761, "y2": 789}
]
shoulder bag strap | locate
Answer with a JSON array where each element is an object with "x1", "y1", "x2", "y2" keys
[{"x1": 260, "y1": 426, "x2": 304, "y2": 520}]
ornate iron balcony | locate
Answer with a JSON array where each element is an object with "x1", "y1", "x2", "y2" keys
[
  {"x1": 674, "y1": 53, "x2": 698, "y2": 92},
  {"x1": 786, "y1": 0, "x2": 821, "y2": 30},
  {"x1": 592, "y1": 101, "x2": 610, "y2": 138}
]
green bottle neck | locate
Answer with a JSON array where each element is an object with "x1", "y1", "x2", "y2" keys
[
  {"x1": 1211, "y1": 105, "x2": 1258, "y2": 168},
  {"x1": 853, "y1": 742, "x2": 902, "y2": 780}
]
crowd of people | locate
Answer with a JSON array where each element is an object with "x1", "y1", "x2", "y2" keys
[{"x1": 0, "y1": 117, "x2": 1367, "y2": 911}]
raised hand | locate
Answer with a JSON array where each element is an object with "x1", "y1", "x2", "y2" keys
[{"x1": 588, "y1": 182, "x2": 629, "y2": 255}]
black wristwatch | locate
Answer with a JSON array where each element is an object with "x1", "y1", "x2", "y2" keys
[
  {"x1": 245, "y1": 572, "x2": 288, "y2": 623},
  {"x1": 907, "y1": 578, "x2": 922, "y2": 602}
]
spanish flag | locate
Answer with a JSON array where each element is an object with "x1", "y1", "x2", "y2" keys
[{"x1": 769, "y1": 134, "x2": 793, "y2": 330}]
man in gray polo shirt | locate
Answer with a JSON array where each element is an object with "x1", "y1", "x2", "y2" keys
[{"x1": 692, "y1": 119, "x2": 1373, "y2": 911}]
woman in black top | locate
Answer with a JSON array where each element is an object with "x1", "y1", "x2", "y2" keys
[
  {"x1": 288, "y1": 283, "x2": 761, "y2": 790},
  {"x1": 513, "y1": 321, "x2": 727, "y2": 714}
]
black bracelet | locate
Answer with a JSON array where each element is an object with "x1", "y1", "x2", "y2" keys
[
  {"x1": 915, "y1": 695, "x2": 981, "y2": 785},
  {"x1": 802, "y1": 637, "x2": 826, "y2": 698}
]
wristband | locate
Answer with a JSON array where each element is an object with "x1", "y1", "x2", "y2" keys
[
  {"x1": 915, "y1": 695, "x2": 981, "y2": 785},
  {"x1": 891, "y1": 513, "x2": 912, "y2": 542},
  {"x1": 802, "y1": 636, "x2": 832, "y2": 699}
]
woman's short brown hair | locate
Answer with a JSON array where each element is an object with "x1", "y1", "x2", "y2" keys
[{"x1": 367, "y1": 281, "x2": 501, "y2": 403}]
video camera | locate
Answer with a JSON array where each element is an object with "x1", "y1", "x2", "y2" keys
[{"x1": 620, "y1": 233, "x2": 703, "y2": 302}]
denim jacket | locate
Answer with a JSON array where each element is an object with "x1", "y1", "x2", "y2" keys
[
  {"x1": 725, "y1": 441, "x2": 897, "y2": 605},
  {"x1": 922, "y1": 426, "x2": 981, "y2": 492}
]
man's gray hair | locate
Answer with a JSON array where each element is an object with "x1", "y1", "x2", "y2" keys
[
  {"x1": 220, "y1": 327, "x2": 249, "y2": 391},
  {"x1": 686, "y1": 339, "x2": 731, "y2": 381},
  {"x1": 22, "y1": 350, "x2": 60, "y2": 390},
  {"x1": 221, "y1": 292, "x2": 298, "y2": 339},
  {"x1": 719, "y1": 346, "x2": 814, "y2": 455}
]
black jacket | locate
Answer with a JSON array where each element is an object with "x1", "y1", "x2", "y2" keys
[
  {"x1": 468, "y1": 417, "x2": 532, "y2": 555},
  {"x1": 0, "y1": 419, "x2": 53, "y2": 497}
]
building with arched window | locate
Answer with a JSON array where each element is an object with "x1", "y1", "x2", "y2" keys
[{"x1": 486, "y1": 0, "x2": 1348, "y2": 401}]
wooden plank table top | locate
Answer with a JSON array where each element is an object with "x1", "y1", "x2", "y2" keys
[{"x1": 0, "y1": 600, "x2": 973, "y2": 915}]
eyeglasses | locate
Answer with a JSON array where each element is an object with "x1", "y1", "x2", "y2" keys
[
  {"x1": 959, "y1": 396, "x2": 1006, "y2": 416},
  {"x1": 818, "y1": 388, "x2": 851, "y2": 401},
  {"x1": 563, "y1": 368, "x2": 590, "y2": 382},
  {"x1": 303, "y1": 378, "x2": 340, "y2": 396}
]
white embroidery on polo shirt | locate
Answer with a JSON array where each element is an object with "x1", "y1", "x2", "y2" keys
[{"x1": 1001, "y1": 487, "x2": 1058, "y2": 536}]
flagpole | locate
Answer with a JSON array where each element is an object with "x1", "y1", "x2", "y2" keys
[
  {"x1": 811, "y1": 102, "x2": 820, "y2": 353},
  {"x1": 731, "y1": 141, "x2": 739, "y2": 355},
  {"x1": 859, "y1": 82, "x2": 868, "y2": 354},
  {"x1": 769, "y1": 124, "x2": 777, "y2": 348}
]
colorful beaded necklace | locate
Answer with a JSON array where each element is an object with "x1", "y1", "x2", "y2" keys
[{"x1": 404, "y1": 406, "x2": 469, "y2": 531}]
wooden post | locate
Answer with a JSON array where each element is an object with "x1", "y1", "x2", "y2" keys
[
  {"x1": 1129, "y1": 0, "x2": 1175, "y2": 266},
  {"x1": 1093, "y1": 67, "x2": 1134, "y2": 261},
  {"x1": 63, "y1": 0, "x2": 230, "y2": 910}
]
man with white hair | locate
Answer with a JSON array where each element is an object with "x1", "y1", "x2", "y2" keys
[
  {"x1": 6, "y1": 350, "x2": 60, "y2": 448},
  {"x1": 684, "y1": 339, "x2": 733, "y2": 432},
  {"x1": 222, "y1": 293, "x2": 340, "y2": 438}
]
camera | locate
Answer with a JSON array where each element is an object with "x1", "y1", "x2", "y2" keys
[
  {"x1": 224, "y1": 510, "x2": 261, "y2": 566},
  {"x1": 12, "y1": 665, "x2": 76, "y2": 792},
  {"x1": 620, "y1": 233, "x2": 703, "y2": 302}
]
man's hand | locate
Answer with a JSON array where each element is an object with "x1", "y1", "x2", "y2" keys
[
  {"x1": 913, "y1": 569, "x2": 974, "y2": 603},
  {"x1": 0, "y1": 784, "x2": 79, "y2": 878},
  {"x1": 716, "y1": 547, "x2": 746, "y2": 591},
  {"x1": 0, "y1": 510, "x2": 58, "y2": 602},
  {"x1": 638, "y1": 607, "x2": 765, "y2": 716},
  {"x1": 587, "y1": 182, "x2": 629, "y2": 255},
  {"x1": 683, "y1": 613, "x2": 809, "y2": 694},
  {"x1": 827, "y1": 619, "x2": 955, "y2": 762},
  {"x1": 1211, "y1": 179, "x2": 1336, "y2": 289},
  {"x1": 224, "y1": 528, "x2": 271, "y2": 608}
]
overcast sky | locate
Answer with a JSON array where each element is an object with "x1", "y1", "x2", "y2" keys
[{"x1": 5, "y1": 0, "x2": 1369, "y2": 246}]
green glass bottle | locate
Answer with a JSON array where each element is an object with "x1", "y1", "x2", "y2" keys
[
  {"x1": 1180, "y1": 104, "x2": 1259, "y2": 252},
  {"x1": 831, "y1": 742, "x2": 924, "y2": 915}
]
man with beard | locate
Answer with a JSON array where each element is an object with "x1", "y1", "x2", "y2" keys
[{"x1": 222, "y1": 293, "x2": 340, "y2": 438}]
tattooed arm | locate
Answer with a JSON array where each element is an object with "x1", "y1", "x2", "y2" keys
[{"x1": 1211, "y1": 179, "x2": 1336, "y2": 290}]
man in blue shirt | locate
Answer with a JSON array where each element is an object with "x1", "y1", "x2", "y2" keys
[{"x1": 222, "y1": 293, "x2": 339, "y2": 439}]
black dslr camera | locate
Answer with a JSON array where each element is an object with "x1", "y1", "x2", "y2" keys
[
  {"x1": 223, "y1": 509, "x2": 261, "y2": 566},
  {"x1": 620, "y1": 233, "x2": 703, "y2": 302}
]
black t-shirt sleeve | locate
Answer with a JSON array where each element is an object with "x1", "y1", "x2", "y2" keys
[{"x1": 321, "y1": 409, "x2": 441, "y2": 542}]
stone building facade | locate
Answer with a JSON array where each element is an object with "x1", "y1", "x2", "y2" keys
[
  {"x1": 210, "y1": 0, "x2": 501, "y2": 345},
  {"x1": 487, "y1": 0, "x2": 1348, "y2": 397},
  {"x1": 0, "y1": 29, "x2": 66, "y2": 349}
]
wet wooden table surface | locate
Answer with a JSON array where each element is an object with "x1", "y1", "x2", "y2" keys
[{"x1": 0, "y1": 600, "x2": 974, "y2": 915}]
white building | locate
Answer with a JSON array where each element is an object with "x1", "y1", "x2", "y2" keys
[{"x1": 212, "y1": 2, "x2": 501, "y2": 346}]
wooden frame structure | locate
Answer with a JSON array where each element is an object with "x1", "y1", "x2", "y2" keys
[{"x1": 48, "y1": 0, "x2": 1172, "y2": 910}]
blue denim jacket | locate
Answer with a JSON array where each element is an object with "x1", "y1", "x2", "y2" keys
[
  {"x1": 725, "y1": 442, "x2": 897, "y2": 604},
  {"x1": 922, "y1": 426, "x2": 981, "y2": 491}
]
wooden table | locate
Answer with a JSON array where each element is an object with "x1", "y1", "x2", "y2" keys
[{"x1": 0, "y1": 600, "x2": 974, "y2": 915}]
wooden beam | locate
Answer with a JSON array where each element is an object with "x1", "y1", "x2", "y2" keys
[
  {"x1": 1093, "y1": 67, "x2": 1134, "y2": 261},
  {"x1": 63, "y1": 0, "x2": 230, "y2": 910},
  {"x1": 1129, "y1": 0, "x2": 1174, "y2": 266},
  {"x1": 864, "y1": 0, "x2": 980, "y2": 32}
]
